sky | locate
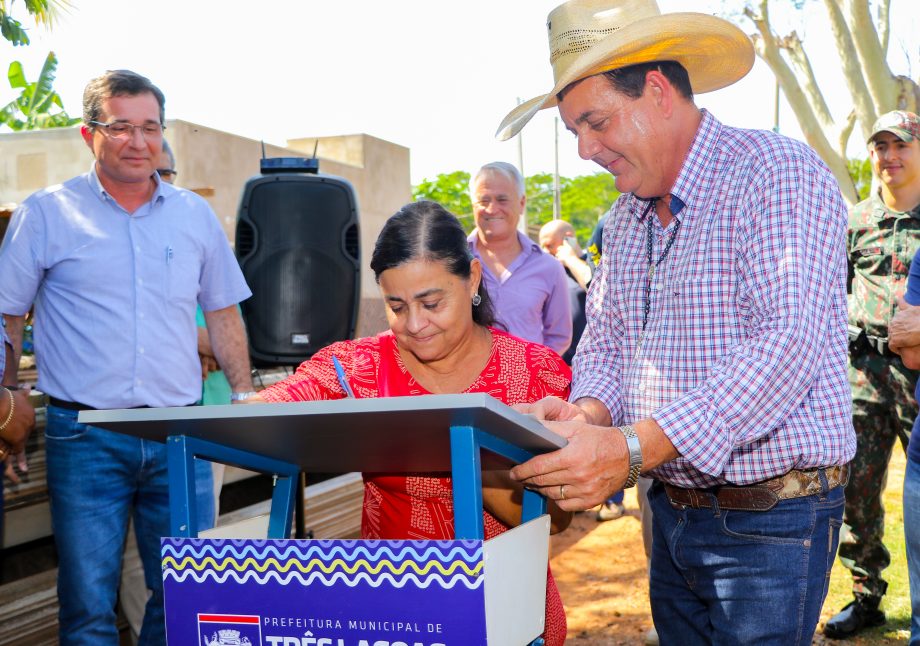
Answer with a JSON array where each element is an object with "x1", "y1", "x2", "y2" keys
[{"x1": 1, "y1": 0, "x2": 918, "y2": 185}]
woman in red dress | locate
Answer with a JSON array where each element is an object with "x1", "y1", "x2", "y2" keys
[{"x1": 254, "y1": 201, "x2": 572, "y2": 645}]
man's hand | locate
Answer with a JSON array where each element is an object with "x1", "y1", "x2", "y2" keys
[
  {"x1": 513, "y1": 396, "x2": 588, "y2": 422},
  {"x1": 200, "y1": 355, "x2": 220, "y2": 380},
  {"x1": 890, "y1": 296, "x2": 920, "y2": 368},
  {"x1": 551, "y1": 237, "x2": 592, "y2": 290},
  {"x1": 510, "y1": 415, "x2": 679, "y2": 511},
  {"x1": 511, "y1": 420, "x2": 628, "y2": 510},
  {"x1": 234, "y1": 394, "x2": 267, "y2": 405},
  {"x1": 553, "y1": 236, "x2": 579, "y2": 262}
]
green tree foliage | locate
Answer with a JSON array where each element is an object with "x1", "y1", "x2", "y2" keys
[
  {"x1": 559, "y1": 173, "x2": 619, "y2": 241},
  {"x1": 0, "y1": 0, "x2": 62, "y2": 46},
  {"x1": 411, "y1": 170, "x2": 473, "y2": 226},
  {"x1": 524, "y1": 172, "x2": 556, "y2": 228},
  {"x1": 0, "y1": 51, "x2": 80, "y2": 130},
  {"x1": 413, "y1": 170, "x2": 619, "y2": 244},
  {"x1": 847, "y1": 157, "x2": 873, "y2": 202}
]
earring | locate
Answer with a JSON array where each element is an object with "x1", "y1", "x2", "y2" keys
[{"x1": 472, "y1": 293, "x2": 482, "y2": 307}]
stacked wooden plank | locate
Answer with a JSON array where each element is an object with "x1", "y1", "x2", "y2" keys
[
  {"x1": 3, "y1": 400, "x2": 51, "y2": 548},
  {"x1": 212, "y1": 471, "x2": 364, "y2": 539},
  {"x1": 0, "y1": 472, "x2": 364, "y2": 644}
]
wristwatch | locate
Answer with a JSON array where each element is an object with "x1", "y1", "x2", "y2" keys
[
  {"x1": 618, "y1": 425, "x2": 642, "y2": 489},
  {"x1": 230, "y1": 391, "x2": 258, "y2": 402}
]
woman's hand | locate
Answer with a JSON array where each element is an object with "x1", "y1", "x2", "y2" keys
[
  {"x1": 0, "y1": 388, "x2": 35, "y2": 453},
  {"x1": 481, "y1": 469, "x2": 573, "y2": 534}
]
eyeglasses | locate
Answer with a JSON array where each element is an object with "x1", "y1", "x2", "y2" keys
[
  {"x1": 156, "y1": 168, "x2": 177, "y2": 179},
  {"x1": 89, "y1": 120, "x2": 164, "y2": 140}
]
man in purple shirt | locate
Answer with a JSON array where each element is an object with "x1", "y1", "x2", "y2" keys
[
  {"x1": 467, "y1": 161, "x2": 571, "y2": 355},
  {"x1": 498, "y1": 1, "x2": 855, "y2": 643}
]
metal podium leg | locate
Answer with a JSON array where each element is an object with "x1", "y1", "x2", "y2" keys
[
  {"x1": 267, "y1": 470, "x2": 298, "y2": 539},
  {"x1": 449, "y1": 425, "x2": 551, "y2": 535},
  {"x1": 166, "y1": 434, "x2": 300, "y2": 538},
  {"x1": 294, "y1": 472, "x2": 307, "y2": 539},
  {"x1": 450, "y1": 426, "x2": 550, "y2": 646},
  {"x1": 521, "y1": 487, "x2": 548, "y2": 523},
  {"x1": 450, "y1": 425, "x2": 485, "y2": 539},
  {"x1": 475, "y1": 431, "x2": 549, "y2": 524},
  {"x1": 167, "y1": 436, "x2": 199, "y2": 537}
]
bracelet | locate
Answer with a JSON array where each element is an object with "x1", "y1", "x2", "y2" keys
[
  {"x1": 618, "y1": 424, "x2": 642, "y2": 489},
  {"x1": 0, "y1": 387, "x2": 14, "y2": 432}
]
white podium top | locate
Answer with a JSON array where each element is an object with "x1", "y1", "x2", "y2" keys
[{"x1": 80, "y1": 393, "x2": 566, "y2": 472}]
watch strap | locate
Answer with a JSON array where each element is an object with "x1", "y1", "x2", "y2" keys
[
  {"x1": 618, "y1": 424, "x2": 642, "y2": 489},
  {"x1": 230, "y1": 391, "x2": 258, "y2": 402}
]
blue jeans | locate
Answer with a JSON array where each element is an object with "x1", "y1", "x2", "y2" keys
[
  {"x1": 648, "y1": 478, "x2": 844, "y2": 645},
  {"x1": 45, "y1": 405, "x2": 214, "y2": 646},
  {"x1": 905, "y1": 458, "x2": 920, "y2": 646}
]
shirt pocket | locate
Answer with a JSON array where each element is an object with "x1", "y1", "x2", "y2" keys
[
  {"x1": 664, "y1": 274, "x2": 740, "y2": 376},
  {"x1": 852, "y1": 245, "x2": 887, "y2": 275},
  {"x1": 164, "y1": 247, "x2": 201, "y2": 307}
]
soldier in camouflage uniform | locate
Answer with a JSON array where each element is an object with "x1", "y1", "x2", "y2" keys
[{"x1": 826, "y1": 110, "x2": 920, "y2": 639}]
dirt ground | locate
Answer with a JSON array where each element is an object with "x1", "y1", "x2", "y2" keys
[
  {"x1": 549, "y1": 486, "x2": 908, "y2": 646},
  {"x1": 551, "y1": 489, "x2": 655, "y2": 645}
]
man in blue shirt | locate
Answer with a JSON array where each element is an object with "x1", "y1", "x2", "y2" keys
[{"x1": 0, "y1": 70, "x2": 254, "y2": 645}]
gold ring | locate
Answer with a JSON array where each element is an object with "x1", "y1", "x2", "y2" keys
[
  {"x1": 0, "y1": 440, "x2": 10, "y2": 461},
  {"x1": 559, "y1": 484, "x2": 566, "y2": 500}
]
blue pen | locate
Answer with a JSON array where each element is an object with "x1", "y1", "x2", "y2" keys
[{"x1": 331, "y1": 356, "x2": 356, "y2": 398}]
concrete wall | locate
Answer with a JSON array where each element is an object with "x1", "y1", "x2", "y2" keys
[{"x1": 0, "y1": 122, "x2": 412, "y2": 339}]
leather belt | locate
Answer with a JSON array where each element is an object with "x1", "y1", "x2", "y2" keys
[
  {"x1": 48, "y1": 397, "x2": 154, "y2": 411},
  {"x1": 663, "y1": 465, "x2": 849, "y2": 512},
  {"x1": 48, "y1": 397, "x2": 98, "y2": 411}
]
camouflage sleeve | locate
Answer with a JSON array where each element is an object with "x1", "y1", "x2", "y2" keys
[{"x1": 847, "y1": 195, "x2": 920, "y2": 336}]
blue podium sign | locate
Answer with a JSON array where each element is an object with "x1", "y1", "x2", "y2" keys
[
  {"x1": 83, "y1": 395, "x2": 560, "y2": 645},
  {"x1": 163, "y1": 537, "x2": 487, "y2": 645}
]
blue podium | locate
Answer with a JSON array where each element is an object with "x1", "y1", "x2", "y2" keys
[{"x1": 81, "y1": 393, "x2": 566, "y2": 646}]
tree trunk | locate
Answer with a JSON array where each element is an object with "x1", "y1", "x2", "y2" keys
[{"x1": 738, "y1": 0, "x2": 920, "y2": 206}]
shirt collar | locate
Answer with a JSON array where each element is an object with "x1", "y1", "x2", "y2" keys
[
  {"x1": 467, "y1": 229, "x2": 540, "y2": 255},
  {"x1": 667, "y1": 109, "x2": 720, "y2": 219},
  {"x1": 86, "y1": 162, "x2": 168, "y2": 208},
  {"x1": 631, "y1": 110, "x2": 718, "y2": 224},
  {"x1": 869, "y1": 189, "x2": 920, "y2": 221}
]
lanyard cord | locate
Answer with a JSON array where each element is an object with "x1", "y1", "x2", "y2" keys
[{"x1": 643, "y1": 198, "x2": 682, "y2": 331}]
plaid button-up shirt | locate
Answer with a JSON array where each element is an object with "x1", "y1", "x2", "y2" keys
[{"x1": 572, "y1": 111, "x2": 856, "y2": 488}]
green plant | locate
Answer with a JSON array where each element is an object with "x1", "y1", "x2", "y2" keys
[
  {"x1": 2, "y1": 0, "x2": 57, "y2": 46},
  {"x1": 848, "y1": 157, "x2": 873, "y2": 203},
  {"x1": 0, "y1": 51, "x2": 80, "y2": 130}
]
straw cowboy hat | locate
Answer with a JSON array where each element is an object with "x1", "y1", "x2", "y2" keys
[{"x1": 495, "y1": 0, "x2": 755, "y2": 141}]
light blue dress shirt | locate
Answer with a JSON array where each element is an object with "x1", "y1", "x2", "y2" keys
[{"x1": 0, "y1": 165, "x2": 251, "y2": 408}]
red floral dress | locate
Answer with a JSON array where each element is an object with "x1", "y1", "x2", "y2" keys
[{"x1": 260, "y1": 328, "x2": 572, "y2": 645}]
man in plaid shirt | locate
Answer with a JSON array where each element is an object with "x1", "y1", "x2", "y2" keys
[{"x1": 498, "y1": 1, "x2": 856, "y2": 643}]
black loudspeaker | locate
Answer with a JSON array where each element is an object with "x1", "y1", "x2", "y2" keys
[{"x1": 235, "y1": 164, "x2": 360, "y2": 365}]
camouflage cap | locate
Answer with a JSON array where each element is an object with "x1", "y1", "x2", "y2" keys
[{"x1": 869, "y1": 110, "x2": 920, "y2": 144}]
